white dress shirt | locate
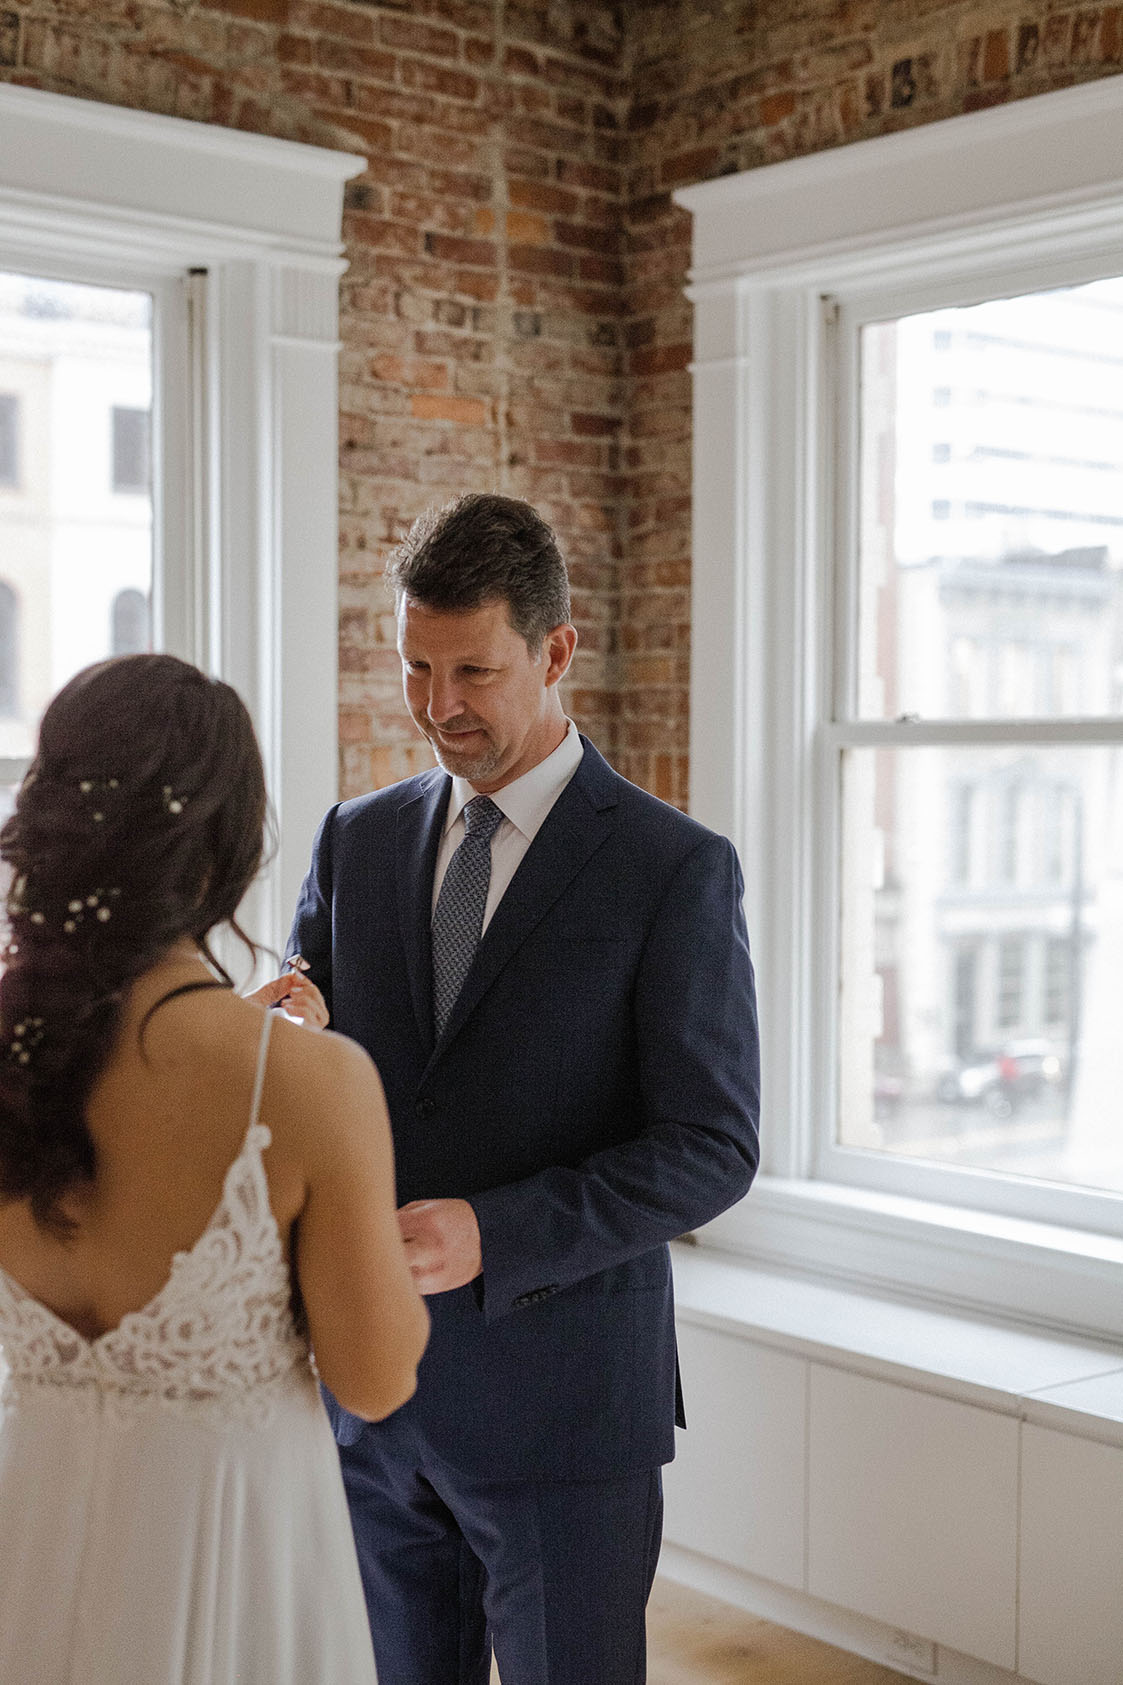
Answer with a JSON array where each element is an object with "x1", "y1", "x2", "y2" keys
[{"x1": 431, "y1": 719, "x2": 583, "y2": 933}]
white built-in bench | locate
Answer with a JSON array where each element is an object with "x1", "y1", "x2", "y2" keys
[{"x1": 663, "y1": 1245, "x2": 1123, "y2": 1685}]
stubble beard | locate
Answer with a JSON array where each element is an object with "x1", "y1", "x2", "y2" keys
[{"x1": 422, "y1": 719, "x2": 504, "y2": 784}]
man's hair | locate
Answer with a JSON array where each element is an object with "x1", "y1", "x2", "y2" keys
[{"x1": 386, "y1": 493, "x2": 572, "y2": 651}]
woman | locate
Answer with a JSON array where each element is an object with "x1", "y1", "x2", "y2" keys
[{"x1": 0, "y1": 654, "x2": 428, "y2": 1684}]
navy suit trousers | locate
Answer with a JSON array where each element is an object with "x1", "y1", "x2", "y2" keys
[{"x1": 339, "y1": 1411, "x2": 663, "y2": 1685}]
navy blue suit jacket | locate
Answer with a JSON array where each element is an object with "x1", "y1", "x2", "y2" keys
[{"x1": 288, "y1": 737, "x2": 760, "y2": 1480}]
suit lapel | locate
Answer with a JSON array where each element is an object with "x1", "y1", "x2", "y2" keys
[
  {"x1": 395, "y1": 769, "x2": 451, "y2": 1048},
  {"x1": 430, "y1": 740, "x2": 619, "y2": 1057}
]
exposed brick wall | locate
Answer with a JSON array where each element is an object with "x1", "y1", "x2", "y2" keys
[{"x1": 3, "y1": 2, "x2": 1123, "y2": 808}]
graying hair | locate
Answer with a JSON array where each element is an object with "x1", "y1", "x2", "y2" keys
[{"x1": 386, "y1": 494, "x2": 571, "y2": 651}]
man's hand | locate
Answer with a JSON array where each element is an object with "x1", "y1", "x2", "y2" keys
[
  {"x1": 246, "y1": 961, "x2": 329, "y2": 1029},
  {"x1": 398, "y1": 1199, "x2": 482, "y2": 1295}
]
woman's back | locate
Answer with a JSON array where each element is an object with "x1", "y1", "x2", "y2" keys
[
  {"x1": 0, "y1": 960, "x2": 401, "y2": 1685},
  {"x1": 0, "y1": 955, "x2": 305, "y2": 1343}
]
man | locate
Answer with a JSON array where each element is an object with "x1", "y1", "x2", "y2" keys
[{"x1": 288, "y1": 493, "x2": 759, "y2": 1685}]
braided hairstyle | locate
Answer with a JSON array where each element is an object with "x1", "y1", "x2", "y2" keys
[{"x1": 0, "y1": 654, "x2": 268, "y2": 1232}]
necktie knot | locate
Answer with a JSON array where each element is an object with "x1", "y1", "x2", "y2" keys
[{"x1": 462, "y1": 794, "x2": 503, "y2": 842}]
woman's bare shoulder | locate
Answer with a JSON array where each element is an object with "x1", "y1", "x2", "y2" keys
[{"x1": 257, "y1": 1014, "x2": 385, "y2": 1152}]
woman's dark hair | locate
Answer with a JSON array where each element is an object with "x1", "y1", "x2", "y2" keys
[
  {"x1": 0, "y1": 654, "x2": 268, "y2": 1232},
  {"x1": 386, "y1": 493, "x2": 571, "y2": 652}
]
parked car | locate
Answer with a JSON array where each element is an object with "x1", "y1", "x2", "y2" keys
[{"x1": 936, "y1": 1040, "x2": 1064, "y2": 1117}]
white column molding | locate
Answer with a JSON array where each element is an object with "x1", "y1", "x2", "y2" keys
[{"x1": 0, "y1": 84, "x2": 364, "y2": 969}]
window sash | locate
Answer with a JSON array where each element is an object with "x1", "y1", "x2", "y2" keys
[
  {"x1": 677, "y1": 77, "x2": 1123, "y2": 1334},
  {"x1": 820, "y1": 285, "x2": 1123, "y2": 1233}
]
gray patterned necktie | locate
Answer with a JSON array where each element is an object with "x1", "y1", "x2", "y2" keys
[{"x1": 431, "y1": 794, "x2": 504, "y2": 1038}]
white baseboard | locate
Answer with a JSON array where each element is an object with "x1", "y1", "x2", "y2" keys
[{"x1": 656, "y1": 1543, "x2": 1025, "y2": 1685}]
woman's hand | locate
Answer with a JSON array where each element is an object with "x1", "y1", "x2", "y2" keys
[{"x1": 246, "y1": 958, "x2": 328, "y2": 1029}]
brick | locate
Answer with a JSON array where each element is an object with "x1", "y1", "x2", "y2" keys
[
  {"x1": 508, "y1": 177, "x2": 581, "y2": 216},
  {"x1": 392, "y1": 191, "x2": 477, "y2": 235},
  {"x1": 629, "y1": 344, "x2": 691, "y2": 378},
  {"x1": 369, "y1": 354, "x2": 450, "y2": 390},
  {"x1": 505, "y1": 44, "x2": 542, "y2": 78},
  {"x1": 983, "y1": 29, "x2": 1011, "y2": 81},
  {"x1": 315, "y1": 38, "x2": 396, "y2": 80},
  {"x1": 206, "y1": 0, "x2": 287, "y2": 21},
  {"x1": 466, "y1": 35, "x2": 497, "y2": 67},
  {"x1": 507, "y1": 244, "x2": 576, "y2": 279},
  {"x1": 348, "y1": 215, "x2": 421, "y2": 258},
  {"x1": 555, "y1": 219, "x2": 619, "y2": 253},
  {"x1": 410, "y1": 394, "x2": 490, "y2": 426},
  {"x1": 507, "y1": 209, "x2": 552, "y2": 243},
  {"x1": 379, "y1": 15, "x2": 460, "y2": 59},
  {"x1": 533, "y1": 438, "x2": 605, "y2": 468},
  {"x1": 399, "y1": 59, "x2": 481, "y2": 103},
  {"x1": 424, "y1": 233, "x2": 497, "y2": 267},
  {"x1": 290, "y1": 2, "x2": 378, "y2": 43},
  {"x1": 1104, "y1": 9, "x2": 1123, "y2": 62},
  {"x1": 556, "y1": 159, "x2": 622, "y2": 195},
  {"x1": 571, "y1": 412, "x2": 620, "y2": 436}
]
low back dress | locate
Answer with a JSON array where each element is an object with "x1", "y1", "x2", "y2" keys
[{"x1": 0, "y1": 1012, "x2": 378, "y2": 1684}]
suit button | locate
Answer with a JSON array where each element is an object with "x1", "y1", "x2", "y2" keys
[{"x1": 415, "y1": 1096, "x2": 435, "y2": 1119}]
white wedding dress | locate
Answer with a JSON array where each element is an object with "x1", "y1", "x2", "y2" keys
[{"x1": 0, "y1": 1016, "x2": 378, "y2": 1684}]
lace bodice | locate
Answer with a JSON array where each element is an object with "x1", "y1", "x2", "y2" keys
[{"x1": 0, "y1": 1018, "x2": 310, "y2": 1427}]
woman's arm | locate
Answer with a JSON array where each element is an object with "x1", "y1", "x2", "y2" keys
[{"x1": 267, "y1": 1023, "x2": 429, "y2": 1419}]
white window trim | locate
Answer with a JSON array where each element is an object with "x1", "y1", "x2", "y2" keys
[
  {"x1": 675, "y1": 78, "x2": 1123, "y2": 1344},
  {"x1": 0, "y1": 84, "x2": 363, "y2": 968}
]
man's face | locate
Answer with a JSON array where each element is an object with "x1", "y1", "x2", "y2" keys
[{"x1": 397, "y1": 595, "x2": 576, "y2": 792}]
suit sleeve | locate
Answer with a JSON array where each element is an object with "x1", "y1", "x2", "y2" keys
[
  {"x1": 286, "y1": 804, "x2": 339, "y2": 1023},
  {"x1": 468, "y1": 831, "x2": 760, "y2": 1322}
]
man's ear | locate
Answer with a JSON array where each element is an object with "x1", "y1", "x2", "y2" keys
[{"x1": 543, "y1": 623, "x2": 578, "y2": 687}]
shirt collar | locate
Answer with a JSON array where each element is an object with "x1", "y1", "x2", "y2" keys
[{"x1": 445, "y1": 719, "x2": 583, "y2": 843}]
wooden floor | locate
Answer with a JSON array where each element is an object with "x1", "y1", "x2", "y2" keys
[{"x1": 489, "y1": 1576, "x2": 913, "y2": 1683}]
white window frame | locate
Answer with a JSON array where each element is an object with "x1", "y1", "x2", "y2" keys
[
  {"x1": 0, "y1": 84, "x2": 363, "y2": 968},
  {"x1": 675, "y1": 78, "x2": 1123, "y2": 1344}
]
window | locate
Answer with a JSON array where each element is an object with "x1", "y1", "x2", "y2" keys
[
  {"x1": 111, "y1": 405, "x2": 150, "y2": 494},
  {"x1": 0, "y1": 84, "x2": 361, "y2": 965},
  {"x1": 995, "y1": 935, "x2": 1024, "y2": 1031},
  {"x1": 111, "y1": 587, "x2": 150, "y2": 656},
  {"x1": 949, "y1": 783, "x2": 974, "y2": 883},
  {"x1": 0, "y1": 392, "x2": 17, "y2": 486},
  {"x1": 678, "y1": 76, "x2": 1123, "y2": 1341},
  {"x1": 0, "y1": 272, "x2": 154, "y2": 763},
  {"x1": 0, "y1": 581, "x2": 17, "y2": 715}
]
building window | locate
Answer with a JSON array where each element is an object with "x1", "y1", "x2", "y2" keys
[
  {"x1": 679, "y1": 76, "x2": 1123, "y2": 1335},
  {"x1": 0, "y1": 392, "x2": 17, "y2": 487},
  {"x1": 111, "y1": 588, "x2": 150, "y2": 656},
  {"x1": 949, "y1": 784, "x2": 974, "y2": 884},
  {"x1": 0, "y1": 579, "x2": 18, "y2": 715},
  {"x1": 111, "y1": 405, "x2": 150, "y2": 494},
  {"x1": 998, "y1": 782, "x2": 1022, "y2": 884},
  {"x1": 995, "y1": 936, "x2": 1024, "y2": 1031},
  {"x1": 1044, "y1": 936, "x2": 1070, "y2": 1027}
]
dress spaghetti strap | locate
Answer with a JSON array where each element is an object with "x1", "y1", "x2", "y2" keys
[{"x1": 248, "y1": 1010, "x2": 273, "y2": 1132}]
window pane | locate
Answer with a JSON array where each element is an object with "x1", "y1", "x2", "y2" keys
[
  {"x1": 858, "y1": 281, "x2": 1123, "y2": 720},
  {"x1": 839, "y1": 744, "x2": 1123, "y2": 1194},
  {"x1": 111, "y1": 405, "x2": 150, "y2": 494},
  {"x1": 0, "y1": 392, "x2": 18, "y2": 486},
  {"x1": 0, "y1": 272, "x2": 153, "y2": 762}
]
